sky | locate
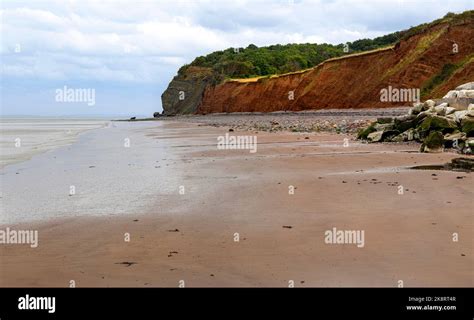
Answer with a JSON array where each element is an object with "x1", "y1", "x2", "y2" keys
[{"x1": 1, "y1": 0, "x2": 473, "y2": 117}]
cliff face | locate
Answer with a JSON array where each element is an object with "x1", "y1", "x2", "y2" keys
[
  {"x1": 161, "y1": 15, "x2": 474, "y2": 115},
  {"x1": 161, "y1": 66, "x2": 218, "y2": 115}
]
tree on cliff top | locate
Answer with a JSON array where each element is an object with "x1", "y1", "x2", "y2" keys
[{"x1": 181, "y1": 10, "x2": 473, "y2": 80}]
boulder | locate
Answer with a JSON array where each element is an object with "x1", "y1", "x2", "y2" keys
[
  {"x1": 457, "y1": 90, "x2": 474, "y2": 99},
  {"x1": 421, "y1": 131, "x2": 444, "y2": 153},
  {"x1": 443, "y1": 131, "x2": 466, "y2": 148},
  {"x1": 424, "y1": 99, "x2": 436, "y2": 109},
  {"x1": 415, "y1": 110, "x2": 430, "y2": 122},
  {"x1": 411, "y1": 102, "x2": 424, "y2": 115},
  {"x1": 454, "y1": 110, "x2": 468, "y2": 123},
  {"x1": 455, "y1": 82, "x2": 474, "y2": 90},
  {"x1": 392, "y1": 128, "x2": 416, "y2": 142},
  {"x1": 376, "y1": 117, "x2": 393, "y2": 124},
  {"x1": 448, "y1": 157, "x2": 474, "y2": 171},
  {"x1": 461, "y1": 117, "x2": 474, "y2": 136},
  {"x1": 367, "y1": 131, "x2": 384, "y2": 142},
  {"x1": 373, "y1": 123, "x2": 393, "y2": 131},
  {"x1": 444, "y1": 131, "x2": 466, "y2": 141},
  {"x1": 435, "y1": 97, "x2": 474, "y2": 110},
  {"x1": 357, "y1": 124, "x2": 376, "y2": 140},
  {"x1": 443, "y1": 90, "x2": 458, "y2": 99},
  {"x1": 394, "y1": 115, "x2": 417, "y2": 132},
  {"x1": 467, "y1": 139, "x2": 474, "y2": 148},
  {"x1": 419, "y1": 115, "x2": 457, "y2": 132},
  {"x1": 445, "y1": 107, "x2": 456, "y2": 115},
  {"x1": 357, "y1": 82, "x2": 474, "y2": 155},
  {"x1": 434, "y1": 102, "x2": 448, "y2": 116}
]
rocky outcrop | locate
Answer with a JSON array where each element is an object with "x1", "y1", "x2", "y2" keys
[
  {"x1": 161, "y1": 66, "x2": 222, "y2": 115},
  {"x1": 357, "y1": 82, "x2": 474, "y2": 154}
]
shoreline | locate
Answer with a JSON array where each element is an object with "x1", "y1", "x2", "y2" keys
[
  {"x1": 1, "y1": 120, "x2": 472, "y2": 287},
  {"x1": 0, "y1": 118, "x2": 110, "y2": 169}
]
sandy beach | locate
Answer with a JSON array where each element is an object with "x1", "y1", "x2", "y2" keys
[{"x1": 0, "y1": 117, "x2": 472, "y2": 287}]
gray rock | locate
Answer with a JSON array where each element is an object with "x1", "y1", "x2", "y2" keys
[
  {"x1": 454, "y1": 110, "x2": 468, "y2": 123},
  {"x1": 421, "y1": 131, "x2": 444, "y2": 153},
  {"x1": 455, "y1": 82, "x2": 474, "y2": 90},
  {"x1": 467, "y1": 139, "x2": 474, "y2": 148},
  {"x1": 373, "y1": 123, "x2": 393, "y2": 131},
  {"x1": 444, "y1": 132, "x2": 466, "y2": 141},
  {"x1": 367, "y1": 131, "x2": 384, "y2": 142},
  {"x1": 392, "y1": 128, "x2": 416, "y2": 142},
  {"x1": 435, "y1": 97, "x2": 474, "y2": 110},
  {"x1": 443, "y1": 90, "x2": 458, "y2": 99},
  {"x1": 457, "y1": 90, "x2": 474, "y2": 99},
  {"x1": 411, "y1": 102, "x2": 424, "y2": 114},
  {"x1": 434, "y1": 103, "x2": 448, "y2": 116},
  {"x1": 445, "y1": 107, "x2": 456, "y2": 115},
  {"x1": 424, "y1": 100, "x2": 436, "y2": 109},
  {"x1": 161, "y1": 66, "x2": 221, "y2": 115}
]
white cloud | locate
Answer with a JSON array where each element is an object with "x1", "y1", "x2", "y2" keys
[{"x1": 0, "y1": 0, "x2": 472, "y2": 115}]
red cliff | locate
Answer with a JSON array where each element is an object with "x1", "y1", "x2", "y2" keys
[{"x1": 197, "y1": 18, "x2": 473, "y2": 114}]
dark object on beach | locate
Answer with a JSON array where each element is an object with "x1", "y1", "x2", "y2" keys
[
  {"x1": 229, "y1": 128, "x2": 234, "y2": 132},
  {"x1": 130, "y1": 117, "x2": 136, "y2": 120},
  {"x1": 115, "y1": 261, "x2": 136, "y2": 267},
  {"x1": 304, "y1": 136, "x2": 309, "y2": 139},
  {"x1": 411, "y1": 157, "x2": 474, "y2": 172},
  {"x1": 450, "y1": 158, "x2": 474, "y2": 171},
  {"x1": 153, "y1": 112, "x2": 162, "y2": 118},
  {"x1": 167, "y1": 228, "x2": 179, "y2": 232},
  {"x1": 282, "y1": 225, "x2": 293, "y2": 229},
  {"x1": 133, "y1": 219, "x2": 139, "y2": 222},
  {"x1": 168, "y1": 251, "x2": 179, "y2": 257}
]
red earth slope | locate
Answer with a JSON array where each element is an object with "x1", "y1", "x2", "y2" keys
[{"x1": 197, "y1": 19, "x2": 473, "y2": 114}]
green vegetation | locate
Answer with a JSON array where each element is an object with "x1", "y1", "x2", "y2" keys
[
  {"x1": 183, "y1": 37, "x2": 399, "y2": 79},
  {"x1": 399, "y1": 10, "x2": 474, "y2": 41},
  {"x1": 421, "y1": 63, "x2": 458, "y2": 98},
  {"x1": 421, "y1": 55, "x2": 474, "y2": 98},
  {"x1": 357, "y1": 124, "x2": 377, "y2": 140},
  {"x1": 384, "y1": 26, "x2": 447, "y2": 79},
  {"x1": 178, "y1": 11, "x2": 473, "y2": 80}
]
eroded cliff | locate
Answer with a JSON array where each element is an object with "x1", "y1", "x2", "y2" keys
[{"x1": 161, "y1": 12, "x2": 474, "y2": 115}]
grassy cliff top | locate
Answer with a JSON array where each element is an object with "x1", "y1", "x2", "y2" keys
[{"x1": 178, "y1": 11, "x2": 473, "y2": 80}]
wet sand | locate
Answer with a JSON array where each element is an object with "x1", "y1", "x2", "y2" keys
[
  {"x1": 0, "y1": 121, "x2": 472, "y2": 287},
  {"x1": 0, "y1": 118, "x2": 108, "y2": 168}
]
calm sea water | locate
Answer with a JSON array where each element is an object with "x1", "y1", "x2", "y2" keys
[{"x1": 0, "y1": 117, "x2": 109, "y2": 168}]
